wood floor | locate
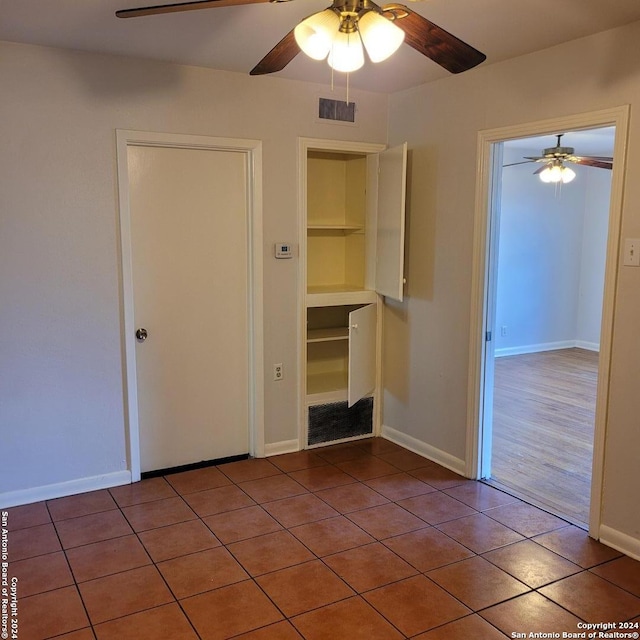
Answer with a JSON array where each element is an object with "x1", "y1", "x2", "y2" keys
[{"x1": 489, "y1": 348, "x2": 599, "y2": 527}]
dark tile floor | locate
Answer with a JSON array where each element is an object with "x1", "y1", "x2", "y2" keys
[{"x1": 5, "y1": 438, "x2": 640, "y2": 639}]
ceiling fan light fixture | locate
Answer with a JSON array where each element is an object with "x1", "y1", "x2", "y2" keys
[
  {"x1": 327, "y1": 30, "x2": 365, "y2": 72},
  {"x1": 294, "y1": 9, "x2": 340, "y2": 60},
  {"x1": 358, "y1": 10, "x2": 405, "y2": 63}
]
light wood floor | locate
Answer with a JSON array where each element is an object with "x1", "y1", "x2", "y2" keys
[{"x1": 489, "y1": 348, "x2": 598, "y2": 527}]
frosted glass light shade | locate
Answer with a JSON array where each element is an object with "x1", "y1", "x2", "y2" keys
[
  {"x1": 328, "y1": 31, "x2": 365, "y2": 72},
  {"x1": 560, "y1": 166, "x2": 576, "y2": 183},
  {"x1": 539, "y1": 165, "x2": 557, "y2": 183},
  {"x1": 294, "y1": 10, "x2": 340, "y2": 60},
  {"x1": 358, "y1": 10, "x2": 405, "y2": 62}
]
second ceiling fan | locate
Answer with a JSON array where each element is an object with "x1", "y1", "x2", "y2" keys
[
  {"x1": 504, "y1": 134, "x2": 614, "y2": 184},
  {"x1": 116, "y1": 0, "x2": 487, "y2": 77}
]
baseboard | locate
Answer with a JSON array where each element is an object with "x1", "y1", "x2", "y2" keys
[
  {"x1": 381, "y1": 424, "x2": 467, "y2": 476},
  {"x1": 264, "y1": 439, "x2": 300, "y2": 457},
  {"x1": 575, "y1": 340, "x2": 600, "y2": 352},
  {"x1": 598, "y1": 524, "x2": 640, "y2": 561},
  {"x1": 495, "y1": 340, "x2": 599, "y2": 358},
  {"x1": 0, "y1": 471, "x2": 132, "y2": 509}
]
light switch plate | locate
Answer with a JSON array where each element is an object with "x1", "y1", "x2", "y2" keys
[{"x1": 623, "y1": 238, "x2": 640, "y2": 266}]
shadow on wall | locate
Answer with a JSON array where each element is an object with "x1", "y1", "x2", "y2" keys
[
  {"x1": 57, "y1": 46, "x2": 187, "y2": 98},
  {"x1": 382, "y1": 145, "x2": 438, "y2": 404},
  {"x1": 404, "y1": 145, "x2": 438, "y2": 302}
]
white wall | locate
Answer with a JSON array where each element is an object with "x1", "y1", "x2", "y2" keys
[
  {"x1": 494, "y1": 145, "x2": 610, "y2": 355},
  {"x1": 577, "y1": 168, "x2": 611, "y2": 346},
  {"x1": 386, "y1": 20, "x2": 640, "y2": 550},
  {"x1": 0, "y1": 40, "x2": 388, "y2": 504}
]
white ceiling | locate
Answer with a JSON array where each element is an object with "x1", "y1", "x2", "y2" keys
[
  {"x1": 2, "y1": 0, "x2": 640, "y2": 93},
  {"x1": 505, "y1": 127, "x2": 616, "y2": 157}
]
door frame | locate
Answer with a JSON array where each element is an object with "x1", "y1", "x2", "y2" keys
[
  {"x1": 466, "y1": 106, "x2": 630, "y2": 537},
  {"x1": 116, "y1": 130, "x2": 264, "y2": 481}
]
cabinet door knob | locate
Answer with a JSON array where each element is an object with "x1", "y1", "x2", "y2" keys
[
  {"x1": 351, "y1": 324, "x2": 358, "y2": 330},
  {"x1": 135, "y1": 328, "x2": 148, "y2": 342}
]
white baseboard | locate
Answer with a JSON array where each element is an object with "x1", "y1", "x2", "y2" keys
[
  {"x1": 264, "y1": 439, "x2": 300, "y2": 457},
  {"x1": 575, "y1": 340, "x2": 600, "y2": 352},
  {"x1": 381, "y1": 424, "x2": 467, "y2": 476},
  {"x1": 0, "y1": 471, "x2": 132, "y2": 509},
  {"x1": 598, "y1": 524, "x2": 640, "y2": 561},
  {"x1": 495, "y1": 340, "x2": 599, "y2": 358}
]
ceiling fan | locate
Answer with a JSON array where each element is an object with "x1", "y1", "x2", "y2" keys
[
  {"x1": 504, "y1": 134, "x2": 613, "y2": 184},
  {"x1": 116, "y1": 0, "x2": 486, "y2": 77}
]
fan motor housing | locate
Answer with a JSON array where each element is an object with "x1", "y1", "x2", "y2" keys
[{"x1": 544, "y1": 145, "x2": 574, "y2": 157}]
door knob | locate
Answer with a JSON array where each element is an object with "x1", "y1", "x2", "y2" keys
[{"x1": 136, "y1": 328, "x2": 148, "y2": 342}]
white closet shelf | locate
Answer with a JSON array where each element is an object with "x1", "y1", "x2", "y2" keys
[
  {"x1": 307, "y1": 327, "x2": 349, "y2": 343},
  {"x1": 307, "y1": 287, "x2": 377, "y2": 308},
  {"x1": 307, "y1": 224, "x2": 364, "y2": 231}
]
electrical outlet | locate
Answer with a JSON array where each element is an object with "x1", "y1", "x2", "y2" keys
[
  {"x1": 501, "y1": 325, "x2": 508, "y2": 338},
  {"x1": 273, "y1": 363, "x2": 283, "y2": 381}
]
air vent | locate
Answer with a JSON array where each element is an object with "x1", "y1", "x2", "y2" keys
[
  {"x1": 319, "y1": 97, "x2": 356, "y2": 123},
  {"x1": 308, "y1": 397, "x2": 373, "y2": 445}
]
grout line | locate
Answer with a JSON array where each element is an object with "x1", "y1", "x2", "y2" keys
[{"x1": 11, "y1": 440, "x2": 640, "y2": 638}]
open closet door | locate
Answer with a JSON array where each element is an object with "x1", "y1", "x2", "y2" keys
[
  {"x1": 348, "y1": 304, "x2": 377, "y2": 407},
  {"x1": 375, "y1": 142, "x2": 407, "y2": 301}
]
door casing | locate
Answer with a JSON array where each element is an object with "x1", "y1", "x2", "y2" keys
[
  {"x1": 466, "y1": 106, "x2": 630, "y2": 537},
  {"x1": 116, "y1": 130, "x2": 264, "y2": 481}
]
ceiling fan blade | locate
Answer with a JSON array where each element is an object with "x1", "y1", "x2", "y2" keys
[
  {"x1": 116, "y1": 0, "x2": 270, "y2": 18},
  {"x1": 382, "y1": 4, "x2": 485, "y2": 74},
  {"x1": 571, "y1": 157, "x2": 613, "y2": 170},
  {"x1": 533, "y1": 165, "x2": 548, "y2": 175},
  {"x1": 250, "y1": 29, "x2": 300, "y2": 75},
  {"x1": 503, "y1": 160, "x2": 536, "y2": 167}
]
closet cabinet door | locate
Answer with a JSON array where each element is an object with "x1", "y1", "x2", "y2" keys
[
  {"x1": 348, "y1": 303, "x2": 377, "y2": 407},
  {"x1": 375, "y1": 142, "x2": 407, "y2": 301}
]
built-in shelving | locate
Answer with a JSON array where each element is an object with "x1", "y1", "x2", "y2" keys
[{"x1": 300, "y1": 138, "x2": 407, "y2": 447}]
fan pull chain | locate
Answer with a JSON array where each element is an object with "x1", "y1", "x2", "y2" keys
[{"x1": 346, "y1": 72, "x2": 350, "y2": 105}]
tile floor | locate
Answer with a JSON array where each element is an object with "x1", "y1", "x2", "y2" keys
[{"x1": 5, "y1": 438, "x2": 640, "y2": 639}]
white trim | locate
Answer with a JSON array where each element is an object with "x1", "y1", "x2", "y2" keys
[
  {"x1": 599, "y1": 525, "x2": 640, "y2": 562},
  {"x1": 297, "y1": 138, "x2": 308, "y2": 451},
  {"x1": 575, "y1": 341, "x2": 599, "y2": 352},
  {"x1": 116, "y1": 130, "x2": 264, "y2": 480},
  {"x1": 0, "y1": 471, "x2": 131, "y2": 509},
  {"x1": 264, "y1": 440, "x2": 300, "y2": 457},
  {"x1": 382, "y1": 424, "x2": 467, "y2": 476},
  {"x1": 466, "y1": 106, "x2": 630, "y2": 539},
  {"x1": 494, "y1": 340, "x2": 598, "y2": 358}
]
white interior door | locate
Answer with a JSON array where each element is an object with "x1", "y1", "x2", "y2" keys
[
  {"x1": 375, "y1": 142, "x2": 407, "y2": 301},
  {"x1": 348, "y1": 304, "x2": 377, "y2": 407},
  {"x1": 128, "y1": 144, "x2": 250, "y2": 472}
]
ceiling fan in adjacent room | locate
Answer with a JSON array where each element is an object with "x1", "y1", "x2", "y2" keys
[
  {"x1": 504, "y1": 134, "x2": 614, "y2": 184},
  {"x1": 116, "y1": 0, "x2": 486, "y2": 76}
]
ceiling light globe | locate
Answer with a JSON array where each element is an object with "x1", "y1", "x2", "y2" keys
[
  {"x1": 358, "y1": 10, "x2": 405, "y2": 63},
  {"x1": 539, "y1": 166, "x2": 554, "y2": 183},
  {"x1": 561, "y1": 166, "x2": 576, "y2": 183},
  {"x1": 294, "y1": 9, "x2": 340, "y2": 61},
  {"x1": 328, "y1": 30, "x2": 365, "y2": 72}
]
